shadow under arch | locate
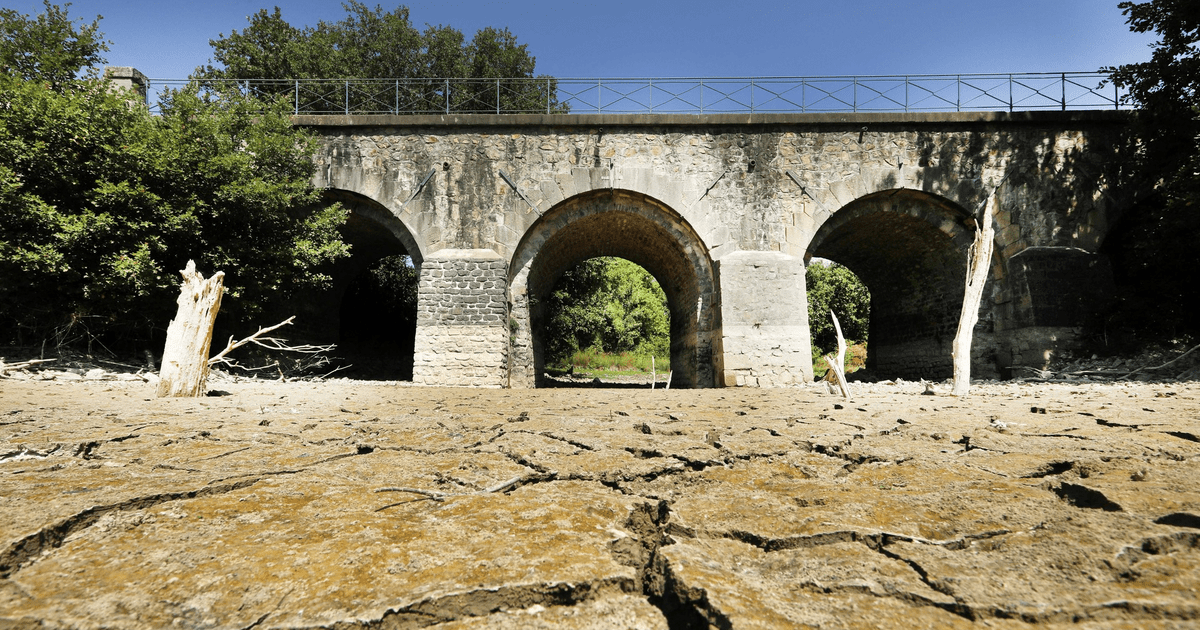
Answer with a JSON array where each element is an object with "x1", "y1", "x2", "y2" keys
[
  {"x1": 806, "y1": 188, "x2": 998, "y2": 380},
  {"x1": 290, "y1": 189, "x2": 425, "y2": 379},
  {"x1": 509, "y1": 189, "x2": 718, "y2": 388}
]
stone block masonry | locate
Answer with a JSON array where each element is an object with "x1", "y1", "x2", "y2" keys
[
  {"x1": 715, "y1": 251, "x2": 814, "y2": 386},
  {"x1": 412, "y1": 249, "x2": 509, "y2": 387},
  {"x1": 303, "y1": 111, "x2": 1130, "y2": 386}
]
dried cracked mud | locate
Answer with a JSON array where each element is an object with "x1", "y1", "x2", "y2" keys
[{"x1": 1, "y1": 379, "x2": 1198, "y2": 629}]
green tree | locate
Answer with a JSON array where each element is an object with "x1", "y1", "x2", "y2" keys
[
  {"x1": 806, "y1": 261, "x2": 870, "y2": 353},
  {"x1": 543, "y1": 258, "x2": 670, "y2": 365},
  {"x1": 1104, "y1": 0, "x2": 1200, "y2": 340},
  {"x1": 0, "y1": 0, "x2": 107, "y2": 87},
  {"x1": 195, "y1": 2, "x2": 559, "y2": 113},
  {"x1": 0, "y1": 3, "x2": 347, "y2": 350}
]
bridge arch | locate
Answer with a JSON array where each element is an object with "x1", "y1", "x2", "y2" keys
[
  {"x1": 293, "y1": 189, "x2": 425, "y2": 378},
  {"x1": 806, "y1": 189, "x2": 1000, "y2": 379},
  {"x1": 509, "y1": 189, "x2": 718, "y2": 388}
]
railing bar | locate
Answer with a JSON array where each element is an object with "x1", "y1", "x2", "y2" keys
[{"x1": 156, "y1": 73, "x2": 1120, "y2": 115}]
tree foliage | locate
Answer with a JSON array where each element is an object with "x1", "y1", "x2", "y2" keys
[
  {"x1": 0, "y1": 0, "x2": 107, "y2": 87},
  {"x1": 1103, "y1": 0, "x2": 1200, "y2": 340},
  {"x1": 543, "y1": 258, "x2": 670, "y2": 365},
  {"x1": 195, "y1": 2, "x2": 557, "y2": 113},
  {"x1": 0, "y1": 3, "x2": 347, "y2": 350},
  {"x1": 806, "y1": 261, "x2": 870, "y2": 353}
]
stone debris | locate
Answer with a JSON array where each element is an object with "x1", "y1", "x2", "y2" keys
[{"x1": 1, "y1": 378, "x2": 1198, "y2": 628}]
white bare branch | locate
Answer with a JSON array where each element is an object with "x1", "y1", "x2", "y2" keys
[{"x1": 207, "y1": 316, "x2": 336, "y2": 368}]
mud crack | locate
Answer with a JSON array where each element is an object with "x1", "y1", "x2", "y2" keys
[
  {"x1": 309, "y1": 578, "x2": 637, "y2": 629},
  {"x1": 602, "y1": 501, "x2": 732, "y2": 629},
  {"x1": 1050, "y1": 482, "x2": 1123, "y2": 511},
  {"x1": 0, "y1": 478, "x2": 261, "y2": 578}
]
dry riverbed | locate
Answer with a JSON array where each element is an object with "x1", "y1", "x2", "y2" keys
[{"x1": 1, "y1": 378, "x2": 1198, "y2": 629}]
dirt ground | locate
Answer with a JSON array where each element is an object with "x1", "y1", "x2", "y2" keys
[{"x1": 1, "y1": 376, "x2": 1198, "y2": 629}]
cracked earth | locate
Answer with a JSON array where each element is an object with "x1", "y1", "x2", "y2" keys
[{"x1": 1, "y1": 379, "x2": 1198, "y2": 629}]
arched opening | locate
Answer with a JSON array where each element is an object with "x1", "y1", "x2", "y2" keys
[
  {"x1": 291, "y1": 189, "x2": 423, "y2": 379},
  {"x1": 510, "y1": 190, "x2": 717, "y2": 388},
  {"x1": 541, "y1": 256, "x2": 671, "y2": 386},
  {"x1": 807, "y1": 189, "x2": 989, "y2": 380},
  {"x1": 806, "y1": 259, "x2": 871, "y2": 380},
  {"x1": 337, "y1": 254, "x2": 418, "y2": 379}
]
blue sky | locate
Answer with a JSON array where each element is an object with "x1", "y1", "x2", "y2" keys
[{"x1": 17, "y1": 0, "x2": 1157, "y2": 80}]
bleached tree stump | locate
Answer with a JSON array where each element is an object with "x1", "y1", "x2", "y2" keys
[
  {"x1": 951, "y1": 191, "x2": 998, "y2": 396},
  {"x1": 156, "y1": 260, "x2": 224, "y2": 397}
]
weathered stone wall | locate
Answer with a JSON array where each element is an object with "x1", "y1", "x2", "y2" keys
[
  {"x1": 301, "y1": 112, "x2": 1128, "y2": 386},
  {"x1": 714, "y1": 251, "x2": 813, "y2": 386},
  {"x1": 412, "y1": 249, "x2": 508, "y2": 387}
]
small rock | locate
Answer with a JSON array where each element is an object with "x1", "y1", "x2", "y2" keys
[{"x1": 84, "y1": 368, "x2": 103, "y2": 379}]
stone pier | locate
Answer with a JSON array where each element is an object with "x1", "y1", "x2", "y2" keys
[{"x1": 412, "y1": 249, "x2": 509, "y2": 387}]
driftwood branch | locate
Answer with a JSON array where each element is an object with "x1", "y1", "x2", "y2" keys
[
  {"x1": 0, "y1": 358, "x2": 57, "y2": 374},
  {"x1": 825, "y1": 310, "x2": 851, "y2": 399},
  {"x1": 373, "y1": 473, "x2": 553, "y2": 510},
  {"x1": 1119, "y1": 343, "x2": 1200, "y2": 379},
  {"x1": 207, "y1": 316, "x2": 336, "y2": 370}
]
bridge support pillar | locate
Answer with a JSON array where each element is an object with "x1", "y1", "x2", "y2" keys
[
  {"x1": 412, "y1": 249, "x2": 509, "y2": 387},
  {"x1": 714, "y1": 251, "x2": 814, "y2": 387},
  {"x1": 996, "y1": 247, "x2": 1115, "y2": 375}
]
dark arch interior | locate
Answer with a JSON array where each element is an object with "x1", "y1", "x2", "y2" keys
[
  {"x1": 809, "y1": 190, "x2": 975, "y2": 380},
  {"x1": 523, "y1": 193, "x2": 713, "y2": 388},
  {"x1": 291, "y1": 191, "x2": 419, "y2": 380}
]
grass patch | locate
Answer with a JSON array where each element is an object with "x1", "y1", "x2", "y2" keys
[
  {"x1": 548, "y1": 348, "x2": 669, "y2": 376},
  {"x1": 812, "y1": 341, "x2": 867, "y2": 380}
]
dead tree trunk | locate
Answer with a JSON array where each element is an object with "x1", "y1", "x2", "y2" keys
[
  {"x1": 951, "y1": 191, "x2": 997, "y2": 396},
  {"x1": 157, "y1": 260, "x2": 224, "y2": 397}
]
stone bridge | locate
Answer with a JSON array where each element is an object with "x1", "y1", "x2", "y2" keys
[{"x1": 293, "y1": 111, "x2": 1127, "y2": 388}]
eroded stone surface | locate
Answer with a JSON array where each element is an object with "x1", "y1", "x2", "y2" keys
[{"x1": 2, "y1": 379, "x2": 1198, "y2": 628}]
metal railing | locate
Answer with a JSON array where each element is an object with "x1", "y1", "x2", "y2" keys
[{"x1": 147, "y1": 72, "x2": 1124, "y2": 116}]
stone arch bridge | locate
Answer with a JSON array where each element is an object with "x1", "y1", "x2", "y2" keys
[{"x1": 295, "y1": 111, "x2": 1126, "y2": 388}]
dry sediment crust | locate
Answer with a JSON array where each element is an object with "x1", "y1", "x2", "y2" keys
[{"x1": 1, "y1": 379, "x2": 1198, "y2": 629}]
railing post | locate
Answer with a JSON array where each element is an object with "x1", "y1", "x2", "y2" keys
[
  {"x1": 700, "y1": 79, "x2": 704, "y2": 114},
  {"x1": 1061, "y1": 72, "x2": 1066, "y2": 111},
  {"x1": 496, "y1": 78, "x2": 500, "y2": 114},
  {"x1": 957, "y1": 76, "x2": 961, "y2": 112},
  {"x1": 801, "y1": 79, "x2": 806, "y2": 113},
  {"x1": 547, "y1": 78, "x2": 551, "y2": 115},
  {"x1": 295, "y1": 79, "x2": 299, "y2": 115},
  {"x1": 394, "y1": 79, "x2": 398, "y2": 115},
  {"x1": 1009, "y1": 74, "x2": 1013, "y2": 112},
  {"x1": 1114, "y1": 81, "x2": 1119, "y2": 110},
  {"x1": 597, "y1": 79, "x2": 602, "y2": 113},
  {"x1": 649, "y1": 78, "x2": 653, "y2": 114},
  {"x1": 750, "y1": 78, "x2": 755, "y2": 113},
  {"x1": 445, "y1": 79, "x2": 450, "y2": 114},
  {"x1": 904, "y1": 76, "x2": 909, "y2": 112},
  {"x1": 853, "y1": 78, "x2": 858, "y2": 112}
]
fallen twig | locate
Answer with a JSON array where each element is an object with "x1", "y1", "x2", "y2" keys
[
  {"x1": 0, "y1": 358, "x2": 57, "y2": 374},
  {"x1": 373, "y1": 473, "x2": 553, "y2": 509},
  {"x1": 1119, "y1": 344, "x2": 1200, "y2": 380}
]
